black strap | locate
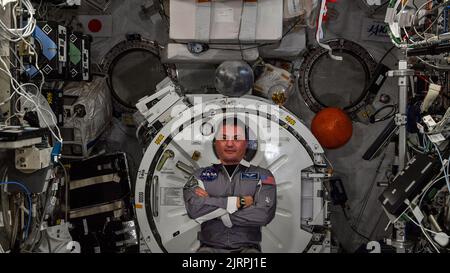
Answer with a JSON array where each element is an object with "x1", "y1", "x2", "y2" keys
[{"x1": 369, "y1": 104, "x2": 397, "y2": 123}]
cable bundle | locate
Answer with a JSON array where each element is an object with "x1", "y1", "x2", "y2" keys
[{"x1": 0, "y1": 0, "x2": 36, "y2": 42}]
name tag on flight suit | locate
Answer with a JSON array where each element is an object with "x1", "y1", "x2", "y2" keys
[{"x1": 241, "y1": 172, "x2": 259, "y2": 180}]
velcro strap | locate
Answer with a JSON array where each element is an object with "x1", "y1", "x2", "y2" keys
[{"x1": 69, "y1": 173, "x2": 121, "y2": 190}]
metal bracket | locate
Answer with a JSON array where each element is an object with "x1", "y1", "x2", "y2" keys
[
  {"x1": 387, "y1": 69, "x2": 415, "y2": 78},
  {"x1": 387, "y1": 60, "x2": 414, "y2": 78},
  {"x1": 313, "y1": 153, "x2": 327, "y2": 166},
  {"x1": 394, "y1": 113, "x2": 407, "y2": 126},
  {"x1": 302, "y1": 172, "x2": 330, "y2": 179}
]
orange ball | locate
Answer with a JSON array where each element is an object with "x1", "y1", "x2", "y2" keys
[{"x1": 311, "y1": 107, "x2": 353, "y2": 149}]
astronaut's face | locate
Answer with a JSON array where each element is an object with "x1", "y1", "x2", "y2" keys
[{"x1": 215, "y1": 124, "x2": 248, "y2": 165}]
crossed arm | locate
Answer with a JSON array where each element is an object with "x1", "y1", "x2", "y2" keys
[{"x1": 183, "y1": 174, "x2": 276, "y2": 227}]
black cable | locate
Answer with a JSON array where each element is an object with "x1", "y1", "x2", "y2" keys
[
  {"x1": 341, "y1": 206, "x2": 371, "y2": 242},
  {"x1": 369, "y1": 104, "x2": 398, "y2": 123},
  {"x1": 281, "y1": 16, "x2": 305, "y2": 40},
  {"x1": 377, "y1": 45, "x2": 396, "y2": 68},
  {"x1": 359, "y1": 46, "x2": 396, "y2": 99},
  {"x1": 416, "y1": 2, "x2": 447, "y2": 23},
  {"x1": 372, "y1": 0, "x2": 390, "y2": 14},
  {"x1": 206, "y1": 15, "x2": 305, "y2": 52},
  {"x1": 237, "y1": 1, "x2": 245, "y2": 60}
]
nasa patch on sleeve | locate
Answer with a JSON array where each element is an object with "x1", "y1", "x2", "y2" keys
[{"x1": 200, "y1": 167, "x2": 218, "y2": 181}]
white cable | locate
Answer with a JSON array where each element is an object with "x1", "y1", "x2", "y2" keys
[
  {"x1": 388, "y1": 204, "x2": 441, "y2": 252},
  {"x1": 0, "y1": 89, "x2": 15, "y2": 106},
  {"x1": 315, "y1": 0, "x2": 342, "y2": 61},
  {"x1": 19, "y1": 37, "x2": 45, "y2": 92},
  {"x1": 0, "y1": 56, "x2": 62, "y2": 143},
  {"x1": 385, "y1": 175, "x2": 445, "y2": 230},
  {"x1": 412, "y1": 176, "x2": 449, "y2": 253},
  {"x1": 399, "y1": 0, "x2": 409, "y2": 14},
  {"x1": 11, "y1": 81, "x2": 62, "y2": 143},
  {"x1": 385, "y1": 172, "x2": 450, "y2": 253},
  {"x1": 416, "y1": 56, "x2": 450, "y2": 70},
  {"x1": 404, "y1": 213, "x2": 441, "y2": 253},
  {"x1": 413, "y1": 219, "x2": 441, "y2": 252},
  {"x1": 4, "y1": 112, "x2": 20, "y2": 125},
  {"x1": 0, "y1": 1, "x2": 62, "y2": 145},
  {"x1": 399, "y1": 0, "x2": 444, "y2": 47},
  {"x1": 405, "y1": 214, "x2": 449, "y2": 237},
  {"x1": 396, "y1": 0, "x2": 410, "y2": 41},
  {"x1": 418, "y1": 176, "x2": 445, "y2": 207},
  {"x1": 386, "y1": 0, "x2": 403, "y2": 42},
  {"x1": 411, "y1": 0, "x2": 433, "y2": 40},
  {"x1": 0, "y1": 0, "x2": 36, "y2": 42},
  {"x1": 433, "y1": 143, "x2": 450, "y2": 192},
  {"x1": 410, "y1": 0, "x2": 450, "y2": 47},
  {"x1": 135, "y1": 120, "x2": 146, "y2": 141},
  {"x1": 15, "y1": 84, "x2": 62, "y2": 143}
]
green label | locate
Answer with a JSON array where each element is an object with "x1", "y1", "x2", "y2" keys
[{"x1": 69, "y1": 42, "x2": 81, "y2": 65}]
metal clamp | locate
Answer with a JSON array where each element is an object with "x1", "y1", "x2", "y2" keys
[
  {"x1": 387, "y1": 69, "x2": 415, "y2": 78},
  {"x1": 387, "y1": 60, "x2": 415, "y2": 78},
  {"x1": 394, "y1": 113, "x2": 407, "y2": 126}
]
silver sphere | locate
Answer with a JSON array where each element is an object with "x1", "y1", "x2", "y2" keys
[{"x1": 214, "y1": 61, "x2": 254, "y2": 97}]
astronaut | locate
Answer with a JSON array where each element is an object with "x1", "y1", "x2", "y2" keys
[{"x1": 183, "y1": 117, "x2": 277, "y2": 253}]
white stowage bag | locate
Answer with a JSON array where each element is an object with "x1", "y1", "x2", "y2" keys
[
  {"x1": 62, "y1": 75, "x2": 112, "y2": 158},
  {"x1": 169, "y1": 0, "x2": 283, "y2": 43},
  {"x1": 36, "y1": 223, "x2": 81, "y2": 253}
]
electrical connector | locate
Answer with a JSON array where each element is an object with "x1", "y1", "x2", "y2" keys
[
  {"x1": 423, "y1": 115, "x2": 437, "y2": 128},
  {"x1": 51, "y1": 142, "x2": 62, "y2": 163},
  {"x1": 421, "y1": 83, "x2": 441, "y2": 113}
]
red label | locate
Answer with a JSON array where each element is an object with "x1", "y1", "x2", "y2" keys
[{"x1": 88, "y1": 19, "x2": 102, "y2": 33}]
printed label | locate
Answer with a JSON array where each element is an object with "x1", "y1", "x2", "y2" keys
[
  {"x1": 215, "y1": 8, "x2": 234, "y2": 23},
  {"x1": 160, "y1": 187, "x2": 184, "y2": 206}
]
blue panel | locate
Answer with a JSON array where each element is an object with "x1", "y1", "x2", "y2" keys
[
  {"x1": 24, "y1": 64, "x2": 39, "y2": 78},
  {"x1": 33, "y1": 25, "x2": 57, "y2": 60}
]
